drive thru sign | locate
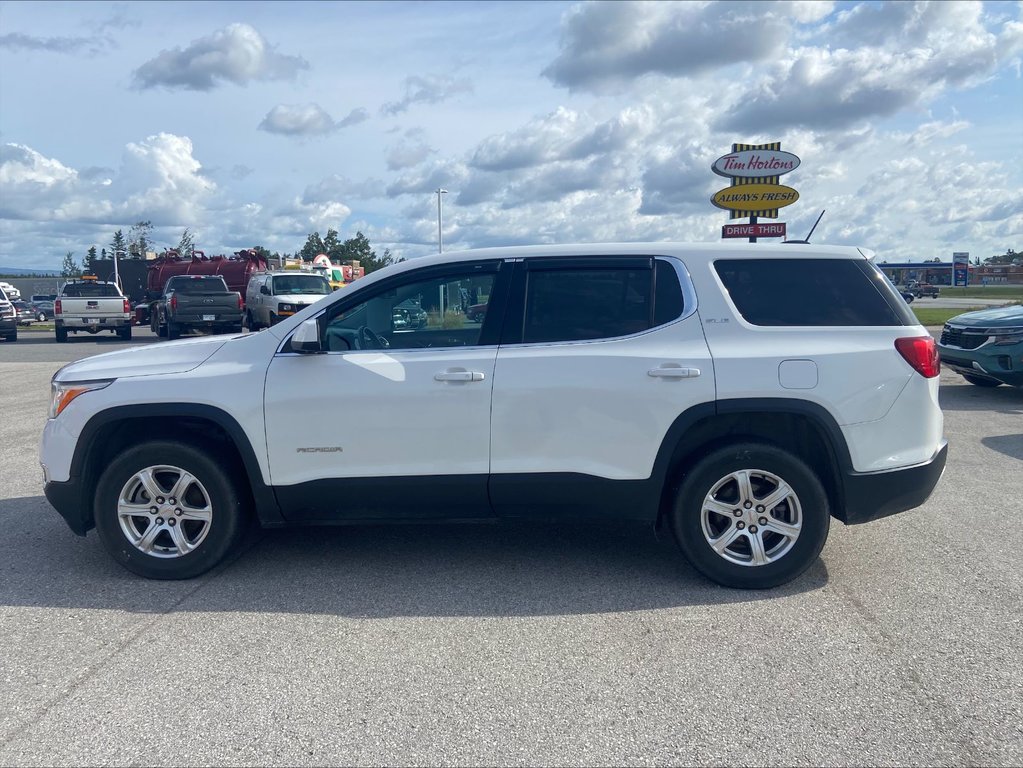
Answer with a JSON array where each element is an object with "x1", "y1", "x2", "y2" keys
[{"x1": 722, "y1": 223, "x2": 786, "y2": 239}]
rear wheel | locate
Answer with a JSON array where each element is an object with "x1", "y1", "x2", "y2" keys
[
  {"x1": 55, "y1": 327, "x2": 67, "y2": 343},
  {"x1": 962, "y1": 374, "x2": 1001, "y2": 387},
  {"x1": 118, "y1": 325, "x2": 132, "y2": 341},
  {"x1": 167, "y1": 321, "x2": 180, "y2": 340},
  {"x1": 670, "y1": 442, "x2": 830, "y2": 589},
  {"x1": 93, "y1": 441, "x2": 247, "y2": 579}
]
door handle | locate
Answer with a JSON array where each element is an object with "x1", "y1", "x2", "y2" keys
[
  {"x1": 434, "y1": 370, "x2": 486, "y2": 382},
  {"x1": 648, "y1": 366, "x2": 701, "y2": 379}
]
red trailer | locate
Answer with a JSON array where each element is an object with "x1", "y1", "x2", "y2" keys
[{"x1": 135, "y1": 249, "x2": 268, "y2": 326}]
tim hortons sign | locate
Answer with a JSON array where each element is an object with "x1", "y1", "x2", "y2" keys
[{"x1": 712, "y1": 149, "x2": 800, "y2": 179}]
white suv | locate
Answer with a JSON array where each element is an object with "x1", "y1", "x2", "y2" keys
[{"x1": 40, "y1": 243, "x2": 947, "y2": 588}]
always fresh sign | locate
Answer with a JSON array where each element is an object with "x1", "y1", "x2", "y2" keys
[
  {"x1": 711, "y1": 183, "x2": 799, "y2": 213},
  {"x1": 712, "y1": 149, "x2": 800, "y2": 179}
]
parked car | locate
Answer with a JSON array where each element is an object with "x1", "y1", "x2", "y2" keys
[
  {"x1": 12, "y1": 300, "x2": 38, "y2": 325},
  {"x1": 30, "y1": 293, "x2": 57, "y2": 304},
  {"x1": 54, "y1": 278, "x2": 132, "y2": 342},
  {"x1": 0, "y1": 286, "x2": 16, "y2": 341},
  {"x1": 152, "y1": 275, "x2": 243, "y2": 339},
  {"x1": 465, "y1": 302, "x2": 488, "y2": 321},
  {"x1": 904, "y1": 280, "x2": 940, "y2": 299},
  {"x1": 392, "y1": 298, "x2": 429, "y2": 330},
  {"x1": 30, "y1": 299, "x2": 55, "y2": 321},
  {"x1": 245, "y1": 271, "x2": 331, "y2": 330},
  {"x1": 937, "y1": 304, "x2": 1023, "y2": 387},
  {"x1": 40, "y1": 243, "x2": 946, "y2": 588}
]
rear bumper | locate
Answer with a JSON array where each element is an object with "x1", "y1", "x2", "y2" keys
[
  {"x1": 44, "y1": 478, "x2": 91, "y2": 536},
  {"x1": 58, "y1": 317, "x2": 130, "y2": 329},
  {"x1": 837, "y1": 442, "x2": 948, "y2": 525}
]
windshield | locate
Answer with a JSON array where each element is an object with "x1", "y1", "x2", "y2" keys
[
  {"x1": 61, "y1": 283, "x2": 121, "y2": 297},
  {"x1": 271, "y1": 274, "x2": 331, "y2": 295},
  {"x1": 169, "y1": 277, "x2": 229, "y2": 294}
]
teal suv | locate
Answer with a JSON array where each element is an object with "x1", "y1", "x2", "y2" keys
[{"x1": 938, "y1": 305, "x2": 1023, "y2": 387}]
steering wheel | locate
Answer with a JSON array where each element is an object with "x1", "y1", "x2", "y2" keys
[{"x1": 357, "y1": 326, "x2": 388, "y2": 349}]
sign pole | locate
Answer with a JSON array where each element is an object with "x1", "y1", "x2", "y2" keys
[{"x1": 749, "y1": 215, "x2": 757, "y2": 244}]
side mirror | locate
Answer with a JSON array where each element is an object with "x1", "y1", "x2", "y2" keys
[
  {"x1": 260, "y1": 285, "x2": 270, "y2": 295},
  {"x1": 291, "y1": 318, "x2": 322, "y2": 354}
]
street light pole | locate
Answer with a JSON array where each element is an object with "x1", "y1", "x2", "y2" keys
[{"x1": 435, "y1": 188, "x2": 447, "y2": 253}]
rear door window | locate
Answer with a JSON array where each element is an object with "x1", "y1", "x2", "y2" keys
[
  {"x1": 714, "y1": 258, "x2": 912, "y2": 326},
  {"x1": 519, "y1": 258, "x2": 685, "y2": 344}
]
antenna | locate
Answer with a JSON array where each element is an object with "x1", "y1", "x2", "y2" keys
[{"x1": 784, "y1": 209, "x2": 825, "y2": 244}]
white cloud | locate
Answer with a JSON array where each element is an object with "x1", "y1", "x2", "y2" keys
[
  {"x1": 380, "y1": 74, "x2": 473, "y2": 115},
  {"x1": 544, "y1": 0, "x2": 793, "y2": 91},
  {"x1": 259, "y1": 103, "x2": 337, "y2": 136},
  {"x1": 132, "y1": 23, "x2": 308, "y2": 91}
]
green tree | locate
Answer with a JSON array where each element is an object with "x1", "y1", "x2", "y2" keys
[
  {"x1": 86, "y1": 245, "x2": 98, "y2": 273},
  {"x1": 336, "y1": 231, "x2": 395, "y2": 274},
  {"x1": 109, "y1": 229, "x2": 128, "y2": 259},
  {"x1": 299, "y1": 231, "x2": 327, "y2": 262},
  {"x1": 177, "y1": 228, "x2": 195, "y2": 258},
  {"x1": 60, "y1": 251, "x2": 81, "y2": 278},
  {"x1": 128, "y1": 220, "x2": 153, "y2": 259},
  {"x1": 984, "y1": 248, "x2": 1020, "y2": 266}
]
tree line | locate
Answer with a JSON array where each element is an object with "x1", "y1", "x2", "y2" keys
[{"x1": 60, "y1": 223, "x2": 398, "y2": 278}]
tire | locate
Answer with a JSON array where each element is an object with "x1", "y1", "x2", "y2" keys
[
  {"x1": 37, "y1": 312, "x2": 46, "y2": 322},
  {"x1": 118, "y1": 325, "x2": 132, "y2": 341},
  {"x1": 962, "y1": 374, "x2": 1001, "y2": 388},
  {"x1": 55, "y1": 327, "x2": 67, "y2": 343},
  {"x1": 3, "y1": 331, "x2": 15, "y2": 342},
  {"x1": 245, "y1": 310, "x2": 259, "y2": 331},
  {"x1": 167, "y1": 321, "x2": 180, "y2": 340},
  {"x1": 93, "y1": 440, "x2": 247, "y2": 579},
  {"x1": 670, "y1": 442, "x2": 830, "y2": 589}
]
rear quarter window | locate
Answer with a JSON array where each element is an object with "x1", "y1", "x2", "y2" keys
[{"x1": 714, "y1": 258, "x2": 913, "y2": 326}]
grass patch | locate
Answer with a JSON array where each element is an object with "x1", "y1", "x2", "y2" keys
[
  {"x1": 937, "y1": 286, "x2": 1023, "y2": 300},
  {"x1": 912, "y1": 307, "x2": 986, "y2": 327}
]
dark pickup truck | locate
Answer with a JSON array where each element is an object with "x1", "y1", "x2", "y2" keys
[{"x1": 151, "y1": 275, "x2": 244, "y2": 339}]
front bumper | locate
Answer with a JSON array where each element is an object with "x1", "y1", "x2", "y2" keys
[
  {"x1": 44, "y1": 478, "x2": 91, "y2": 536},
  {"x1": 0, "y1": 317, "x2": 16, "y2": 333},
  {"x1": 837, "y1": 442, "x2": 948, "y2": 525},
  {"x1": 939, "y1": 347, "x2": 1023, "y2": 387}
]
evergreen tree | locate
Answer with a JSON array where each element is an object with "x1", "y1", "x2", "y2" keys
[
  {"x1": 109, "y1": 230, "x2": 128, "y2": 259},
  {"x1": 86, "y1": 246, "x2": 98, "y2": 273},
  {"x1": 60, "y1": 251, "x2": 81, "y2": 278},
  {"x1": 177, "y1": 228, "x2": 195, "y2": 258}
]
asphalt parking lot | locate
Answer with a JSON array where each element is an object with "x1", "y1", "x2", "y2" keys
[{"x1": 1, "y1": 327, "x2": 1021, "y2": 766}]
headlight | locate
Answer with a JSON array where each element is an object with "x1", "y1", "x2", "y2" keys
[
  {"x1": 49, "y1": 380, "x2": 113, "y2": 419},
  {"x1": 992, "y1": 330, "x2": 1023, "y2": 346},
  {"x1": 279, "y1": 303, "x2": 295, "y2": 312}
]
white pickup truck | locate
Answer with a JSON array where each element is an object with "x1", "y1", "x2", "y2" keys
[{"x1": 55, "y1": 278, "x2": 132, "y2": 342}]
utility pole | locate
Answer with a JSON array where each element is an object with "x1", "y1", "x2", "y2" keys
[{"x1": 435, "y1": 188, "x2": 448, "y2": 253}]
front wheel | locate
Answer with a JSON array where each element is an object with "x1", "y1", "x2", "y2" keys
[
  {"x1": 962, "y1": 374, "x2": 1001, "y2": 388},
  {"x1": 93, "y1": 441, "x2": 247, "y2": 579},
  {"x1": 670, "y1": 442, "x2": 830, "y2": 589}
]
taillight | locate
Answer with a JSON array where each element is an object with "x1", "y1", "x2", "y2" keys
[
  {"x1": 122, "y1": 298, "x2": 130, "y2": 314},
  {"x1": 895, "y1": 336, "x2": 940, "y2": 378},
  {"x1": 54, "y1": 299, "x2": 62, "y2": 314},
  {"x1": 170, "y1": 295, "x2": 177, "y2": 311},
  {"x1": 237, "y1": 295, "x2": 243, "y2": 310}
]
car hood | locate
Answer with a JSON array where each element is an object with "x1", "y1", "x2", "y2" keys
[
  {"x1": 54, "y1": 334, "x2": 237, "y2": 382},
  {"x1": 946, "y1": 304, "x2": 1023, "y2": 328}
]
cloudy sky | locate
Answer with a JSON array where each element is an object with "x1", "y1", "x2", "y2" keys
[{"x1": 0, "y1": 0, "x2": 1021, "y2": 271}]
